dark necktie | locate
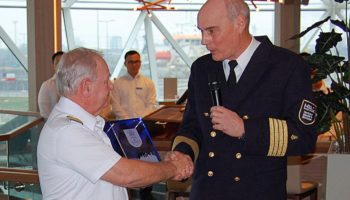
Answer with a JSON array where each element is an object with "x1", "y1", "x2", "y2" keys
[{"x1": 228, "y1": 60, "x2": 238, "y2": 85}]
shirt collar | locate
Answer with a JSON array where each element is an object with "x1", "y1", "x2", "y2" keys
[
  {"x1": 126, "y1": 72, "x2": 140, "y2": 79},
  {"x1": 56, "y1": 97, "x2": 105, "y2": 132},
  {"x1": 224, "y1": 37, "x2": 260, "y2": 69}
]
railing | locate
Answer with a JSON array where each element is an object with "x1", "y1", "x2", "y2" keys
[
  {"x1": 0, "y1": 109, "x2": 43, "y2": 141},
  {"x1": 0, "y1": 167, "x2": 39, "y2": 183},
  {"x1": 0, "y1": 110, "x2": 43, "y2": 199}
]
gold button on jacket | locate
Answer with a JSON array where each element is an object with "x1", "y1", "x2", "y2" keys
[
  {"x1": 234, "y1": 176, "x2": 240, "y2": 182},
  {"x1": 235, "y1": 153, "x2": 242, "y2": 159},
  {"x1": 208, "y1": 171, "x2": 214, "y2": 177},
  {"x1": 209, "y1": 152, "x2": 215, "y2": 157},
  {"x1": 210, "y1": 131, "x2": 216, "y2": 137}
]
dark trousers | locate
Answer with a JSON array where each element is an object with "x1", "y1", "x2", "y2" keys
[{"x1": 140, "y1": 186, "x2": 154, "y2": 200}]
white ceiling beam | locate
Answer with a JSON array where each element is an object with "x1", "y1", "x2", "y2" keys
[
  {"x1": 0, "y1": 26, "x2": 28, "y2": 71},
  {"x1": 62, "y1": 0, "x2": 77, "y2": 8},
  {"x1": 62, "y1": 8, "x2": 76, "y2": 50},
  {"x1": 145, "y1": 13, "x2": 159, "y2": 94}
]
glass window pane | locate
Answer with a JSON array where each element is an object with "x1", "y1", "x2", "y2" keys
[
  {"x1": 0, "y1": 8, "x2": 27, "y2": 55},
  {"x1": 0, "y1": 41, "x2": 28, "y2": 111},
  {"x1": 0, "y1": 7, "x2": 28, "y2": 111},
  {"x1": 70, "y1": 9, "x2": 139, "y2": 72},
  {"x1": 250, "y1": 10, "x2": 274, "y2": 41}
]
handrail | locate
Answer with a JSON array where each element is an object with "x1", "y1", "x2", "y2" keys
[
  {"x1": 0, "y1": 110, "x2": 42, "y2": 190},
  {"x1": 0, "y1": 109, "x2": 41, "y2": 117},
  {"x1": 0, "y1": 168, "x2": 39, "y2": 183},
  {"x1": 0, "y1": 110, "x2": 44, "y2": 141}
]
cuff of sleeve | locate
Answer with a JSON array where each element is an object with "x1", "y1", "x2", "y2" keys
[{"x1": 173, "y1": 142, "x2": 195, "y2": 161}]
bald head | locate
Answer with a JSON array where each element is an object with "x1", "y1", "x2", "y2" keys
[
  {"x1": 197, "y1": 0, "x2": 252, "y2": 61},
  {"x1": 199, "y1": 0, "x2": 250, "y2": 24}
]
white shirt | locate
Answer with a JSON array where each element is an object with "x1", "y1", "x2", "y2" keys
[
  {"x1": 37, "y1": 97, "x2": 128, "y2": 200},
  {"x1": 38, "y1": 76, "x2": 60, "y2": 119},
  {"x1": 223, "y1": 37, "x2": 261, "y2": 82},
  {"x1": 111, "y1": 73, "x2": 157, "y2": 120}
]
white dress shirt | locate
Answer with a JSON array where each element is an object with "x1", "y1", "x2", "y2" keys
[
  {"x1": 111, "y1": 73, "x2": 157, "y2": 119},
  {"x1": 223, "y1": 37, "x2": 261, "y2": 82},
  {"x1": 38, "y1": 75, "x2": 60, "y2": 119},
  {"x1": 37, "y1": 97, "x2": 128, "y2": 200}
]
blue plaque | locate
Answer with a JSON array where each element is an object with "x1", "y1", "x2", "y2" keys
[{"x1": 104, "y1": 118, "x2": 161, "y2": 162}]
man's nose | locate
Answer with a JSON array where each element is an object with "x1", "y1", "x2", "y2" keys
[{"x1": 201, "y1": 33, "x2": 209, "y2": 45}]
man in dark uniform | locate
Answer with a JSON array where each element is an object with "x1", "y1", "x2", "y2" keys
[{"x1": 171, "y1": 0, "x2": 318, "y2": 199}]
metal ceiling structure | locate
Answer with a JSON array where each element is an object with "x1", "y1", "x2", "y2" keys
[{"x1": 0, "y1": 0, "x2": 349, "y2": 94}]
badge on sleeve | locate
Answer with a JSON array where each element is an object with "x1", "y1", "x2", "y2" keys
[{"x1": 298, "y1": 100, "x2": 316, "y2": 125}]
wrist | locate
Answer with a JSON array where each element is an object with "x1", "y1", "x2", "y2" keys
[{"x1": 162, "y1": 161, "x2": 177, "y2": 180}]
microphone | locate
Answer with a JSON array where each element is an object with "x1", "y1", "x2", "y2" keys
[{"x1": 208, "y1": 80, "x2": 222, "y2": 106}]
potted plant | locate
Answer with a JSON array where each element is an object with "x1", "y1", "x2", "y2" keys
[
  {"x1": 291, "y1": 13, "x2": 350, "y2": 154},
  {"x1": 291, "y1": 1, "x2": 350, "y2": 198}
]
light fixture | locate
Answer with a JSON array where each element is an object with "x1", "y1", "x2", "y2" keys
[
  {"x1": 134, "y1": 0, "x2": 175, "y2": 16},
  {"x1": 250, "y1": 0, "x2": 284, "y2": 11}
]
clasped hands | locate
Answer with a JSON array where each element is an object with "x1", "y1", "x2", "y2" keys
[{"x1": 165, "y1": 151, "x2": 194, "y2": 181}]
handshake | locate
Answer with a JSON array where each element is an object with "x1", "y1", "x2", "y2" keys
[{"x1": 164, "y1": 151, "x2": 194, "y2": 181}]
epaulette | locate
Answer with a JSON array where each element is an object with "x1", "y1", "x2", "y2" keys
[{"x1": 66, "y1": 115, "x2": 83, "y2": 125}]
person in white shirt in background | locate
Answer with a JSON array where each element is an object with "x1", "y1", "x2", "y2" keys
[
  {"x1": 38, "y1": 51, "x2": 64, "y2": 119},
  {"x1": 37, "y1": 47, "x2": 193, "y2": 200},
  {"x1": 111, "y1": 51, "x2": 158, "y2": 200},
  {"x1": 111, "y1": 50, "x2": 157, "y2": 120}
]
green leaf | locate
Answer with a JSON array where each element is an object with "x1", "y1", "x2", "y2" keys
[
  {"x1": 331, "y1": 19, "x2": 350, "y2": 33},
  {"x1": 289, "y1": 17, "x2": 330, "y2": 40},
  {"x1": 341, "y1": 61, "x2": 350, "y2": 83},
  {"x1": 307, "y1": 53, "x2": 344, "y2": 82},
  {"x1": 315, "y1": 30, "x2": 343, "y2": 54}
]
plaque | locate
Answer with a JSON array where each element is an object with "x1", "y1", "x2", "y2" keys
[{"x1": 104, "y1": 118, "x2": 161, "y2": 162}]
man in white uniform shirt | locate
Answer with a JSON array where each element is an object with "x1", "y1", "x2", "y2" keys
[
  {"x1": 37, "y1": 47, "x2": 193, "y2": 200},
  {"x1": 111, "y1": 50, "x2": 156, "y2": 119},
  {"x1": 38, "y1": 51, "x2": 64, "y2": 119}
]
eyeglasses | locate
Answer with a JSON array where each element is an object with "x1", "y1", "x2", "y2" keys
[{"x1": 127, "y1": 60, "x2": 141, "y2": 65}]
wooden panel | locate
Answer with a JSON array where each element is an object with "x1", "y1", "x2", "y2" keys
[
  {"x1": 143, "y1": 105, "x2": 185, "y2": 151},
  {"x1": 0, "y1": 168, "x2": 39, "y2": 183}
]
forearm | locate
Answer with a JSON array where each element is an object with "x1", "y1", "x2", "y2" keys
[{"x1": 102, "y1": 158, "x2": 176, "y2": 188}]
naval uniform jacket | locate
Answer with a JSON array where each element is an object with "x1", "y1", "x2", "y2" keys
[{"x1": 172, "y1": 36, "x2": 317, "y2": 200}]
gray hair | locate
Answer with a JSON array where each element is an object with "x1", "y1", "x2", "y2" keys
[
  {"x1": 56, "y1": 47, "x2": 102, "y2": 96},
  {"x1": 225, "y1": 0, "x2": 250, "y2": 24}
]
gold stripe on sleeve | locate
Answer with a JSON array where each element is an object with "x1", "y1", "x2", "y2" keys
[
  {"x1": 172, "y1": 136, "x2": 199, "y2": 162},
  {"x1": 268, "y1": 118, "x2": 275, "y2": 156},
  {"x1": 276, "y1": 119, "x2": 284, "y2": 156},
  {"x1": 272, "y1": 119, "x2": 280, "y2": 156},
  {"x1": 268, "y1": 118, "x2": 289, "y2": 157},
  {"x1": 280, "y1": 120, "x2": 288, "y2": 156}
]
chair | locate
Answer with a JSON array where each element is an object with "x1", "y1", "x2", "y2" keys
[{"x1": 287, "y1": 156, "x2": 318, "y2": 200}]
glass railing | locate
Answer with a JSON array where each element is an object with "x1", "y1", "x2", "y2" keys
[{"x1": 0, "y1": 110, "x2": 44, "y2": 199}]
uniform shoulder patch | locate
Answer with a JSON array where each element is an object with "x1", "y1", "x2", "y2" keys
[
  {"x1": 66, "y1": 115, "x2": 83, "y2": 125},
  {"x1": 298, "y1": 100, "x2": 316, "y2": 125}
]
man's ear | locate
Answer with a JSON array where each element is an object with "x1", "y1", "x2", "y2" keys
[
  {"x1": 80, "y1": 78, "x2": 92, "y2": 97},
  {"x1": 235, "y1": 15, "x2": 247, "y2": 33}
]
